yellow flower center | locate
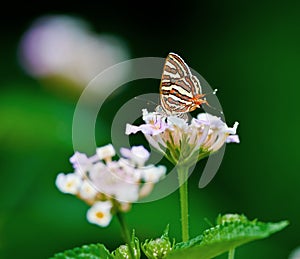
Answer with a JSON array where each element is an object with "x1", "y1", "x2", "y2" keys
[
  {"x1": 66, "y1": 181, "x2": 75, "y2": 188},
  {"x1": 96, "y1": 211, "x2": 104, "y2": 219}
]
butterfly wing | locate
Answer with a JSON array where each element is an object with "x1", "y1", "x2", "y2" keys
[
  {"x1": 162, "y1": 52, "x2": 192, "y2": 79},
  {"x1": 160, "y1": 53, "x2": 202, "y2": 115},
  {"x1": 191, "y1": 75, "x2": 202, "y2": 96}
]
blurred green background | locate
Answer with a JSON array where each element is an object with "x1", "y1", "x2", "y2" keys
[{"x1": 1, "y1": 2, "x2": 299, "y2": 258}]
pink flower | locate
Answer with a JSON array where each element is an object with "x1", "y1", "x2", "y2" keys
[{"x1": 126, "y1": 110, "x2": 239, "y2": 164}]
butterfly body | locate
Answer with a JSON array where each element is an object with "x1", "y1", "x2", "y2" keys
[{"x1": 158, "y1": 52, "x2": 208, "y2": 118}]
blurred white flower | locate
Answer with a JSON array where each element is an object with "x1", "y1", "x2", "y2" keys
[
  {"x1": 86, "y1": 201, "x2": 113, "y2": 227},
  {"x1": 89, "y1": 161, "x2": 140, "y2": 203},
  {"x1": 79, "y1": 180, "x2": 98, "y2": 200},
  {"x1": 140, "y1": 165, "x2": 167, "y2": 183},
  {"x1": 19, "y1": 15, "x2": 130, "y2": 94},
  {"x1": 55, "y1": 173, "x2": 82, "y2": 194},
  {"x1": 120, "y1": 146, "x2": 150, "y2": 167},
  {"x1": 56, "y1": 143, "x2": 166, "y2": 227},
  {"x1": 289, "y1": 247, "x2": 300, "y2": 259},
  {"x1": 96, "y1": 144, "x2": 116, "y2": 161},
  {"x1": 126, "y1": 109, "x2": 239, "y2": 165},
  {"x1": 70, "y1": 152, "x2": 93, "y2": 176}
]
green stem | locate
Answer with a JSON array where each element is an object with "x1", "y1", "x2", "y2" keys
[
  {"x1": 228, "y1": 248, "x2": 235, "y2": 259},
  {"x1": 177, "y1": 166, "x2": 189, "y2": 242},
  {"x1": 116, "y1": 212, "x2": 135, "y2": 259}
]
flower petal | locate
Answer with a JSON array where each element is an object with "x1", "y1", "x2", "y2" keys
[
  {"x1": 125, "y1": 124, "x2": 142, "y2": 135},
  {"x1": 86, "y1": 201, "x2": 113, "y2": 227},
  {"x1": 96, "y1": 144, "x2": 116, "y2": 160},
  {"x1": 226, "y1": 134, "x2": 240, "y2": 143},
  {"x1": 70, "y1": 152, "x2": 92, "y2": 176},
  {"x1": 141, "y1": 165, "x2": 166, "y2": 183},
  {"x1": 55, "y1": 173, "x2": 82, "y2": 194},
  {"x1": 79, "y1": 180, "x2": 98, "y2": 200}
]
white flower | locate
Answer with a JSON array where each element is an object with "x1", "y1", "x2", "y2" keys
[
  {"x1": 195, "y1": 114, "x2": 239, "y2": 152},
  {"x1": 96, "y1": 144, "x2": 116, "y2": 161},
  {"x1": 57, "y1": 143, "x2": 167, "y2": 226},
  {"x1": 196, "y1": 113, "x2": 225, "y2": 129},
  {"x1": 120, "y1": 146, "x2": 150, "y2": 167},
  {"x1": 89, "y1": 162, "x2": 140, "y2": 203},
  {"x1": 86, "y1": 201, "x2": 113, "y2": 227},
  {"x1": 19, "y1": 15, "x2": 130, "y2": 93},
  {"x1": 126, "y1": 109, "x2": 239, "y2": 164},
  {"x1": 168, "y1": 115, "x2": 189, "y2": 130},
  {"x1": 55, "y1": 173, "x2": 82, "y2": 194},
  {"x1": 79, "y1": 180, "x2": 98, "y2": 200},
  {"x1": 70, "y1": 152, "x2": 93, "y2": 176},
  {"x1": 118, "y1": 158, "x2": 141, "y2": 182},
  {"x1": 140, "y1": 165, "x2": 166, "y2": 183},
  {"x1": 126, "y1": 109, "x2": 169, "y2": 136},
  {"x1": 289, "y1": 247, "x2": 300, "y2": 259},
  {"x1": 226, "y1": 135, "x2": 240, "y2": 143}
]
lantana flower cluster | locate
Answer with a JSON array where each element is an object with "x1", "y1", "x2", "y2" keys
[
  {"x1": 56, "y1": 144, "x2": 166, "y2": 227},
  {"x1": 126, "y1": 109, "x2": 239, "y2": 166}
]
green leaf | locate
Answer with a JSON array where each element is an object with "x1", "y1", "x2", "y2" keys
[
  {"x1": 166, "y1": 214, "x2": 289, "y2": 259},
  {"x1": 50, "y1": 243, "x2": 113, "y2": 259},
  {"x1": 173, "y1": 234, "x2": 202, "y2": 250}
]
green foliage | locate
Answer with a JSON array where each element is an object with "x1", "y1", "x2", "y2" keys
[
  {"x1": 112, "y1": 231, "x2": 141, "y2": 259},
  {"x1": 166, "y1": 214, "x2": 289, "y2": 259},
  {"x1": 49, "y1": 214, "x2": 288, "y2": 259},
  {"x1": 112, "y1": 245, "x2": 133, "y2": 259},
  {"x1": 173, "y1": 235, "x2": 202, "y2": 250},
  {"x1": 141, "y1": 225, "x2": 174, "y2": 259},
  {"x1": 50, "y1": 243, "x2": 113, "y2": 259}
]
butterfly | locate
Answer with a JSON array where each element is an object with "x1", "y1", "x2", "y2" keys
[{"x1": 156, "y1": 52, "x2": 209, "y2": 120}]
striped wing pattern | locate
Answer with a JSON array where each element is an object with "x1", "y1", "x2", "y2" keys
[{"x1": 159, "y1": 53, "x2": 206, "y2": 117}]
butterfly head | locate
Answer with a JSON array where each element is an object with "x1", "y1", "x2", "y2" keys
[
  {"x1": 190, "y1": 89, "x2": 222, "y2": 115},
  {"x1": 188, "y1": 94, "x2": 208, "y2": 112}
]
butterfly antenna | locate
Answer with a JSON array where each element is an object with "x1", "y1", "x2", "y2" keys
[
  {"x1": 203, "y1": 89, "x2": 223, "y2": 115},
  {"x1": 204, "y1": 88, "x2": 218, "y2": 96},
  {"x1": 204, "y1": 99, "x2": 224, "y2": 115}
]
